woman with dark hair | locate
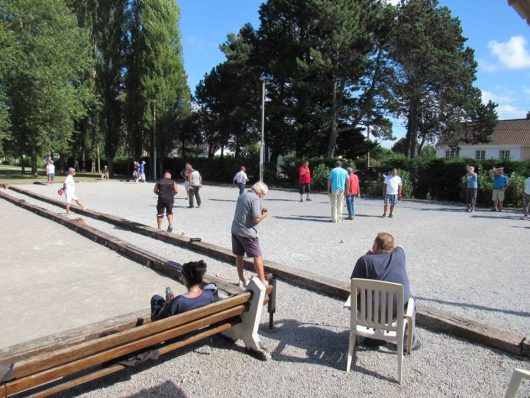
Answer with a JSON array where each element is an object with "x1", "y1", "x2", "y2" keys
[{"x1": 150, "y1": 260, "x2": 216, "y2": 321}]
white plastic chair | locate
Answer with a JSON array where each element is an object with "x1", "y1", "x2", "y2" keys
[
  {"x1": 344, "y1": 278, "x2": 415, "y2": 384},
  {"x1": 504, "y1": 368, "x2": 530, "y2": 398}
]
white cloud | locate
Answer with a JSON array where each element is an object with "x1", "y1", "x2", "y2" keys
[
  {"x1": 481, "y1": 90, "x2": 513, "y2": 104},
  {"x1": 478, "y1": 58, "x2": 498, "y2": 73},
  {"x1": 488, "y1": 36, "x2": 530, "y2": 69},
  {"x1": 496, "y1": 104, "x2": 527, "y2": 119},
  {"x1": 384, "y1": 0, "x2": 401, "y2": 6}
]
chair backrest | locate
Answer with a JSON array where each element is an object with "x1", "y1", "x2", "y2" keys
[{"x1": 350, "y1": 278, "x2": 404, "y2": 331}]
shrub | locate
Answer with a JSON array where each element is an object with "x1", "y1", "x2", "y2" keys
[{"x1": 312, "y1": 163, "x2": 331, "y2": 191}]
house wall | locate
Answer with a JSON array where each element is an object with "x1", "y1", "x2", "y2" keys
[
  {"x1": 436, "y1": 145, "x2": 524, "y2": 161},
  {"x1": 523, "y1": 146, "x2": 530, "y2": 161}
]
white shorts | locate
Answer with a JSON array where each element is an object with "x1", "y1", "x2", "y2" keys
[{"x1": 65, "y1": 193, "x2": 78, "y2": 204}]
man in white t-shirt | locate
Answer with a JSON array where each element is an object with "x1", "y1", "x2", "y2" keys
[
  {"x1": 46, "y1": 161, "x2": 55, "y2": 185},
  {"x1": 382, "y1": 168, "x2": 402, "y2": 218},
  {"x1": 188, "y1": 165, "x2": 202, "y2": 208},
  {"x1": 63, "y1": 168, "x2": 86, "y2": 215},
  {"x1": 522, "y1": 176, "x2": 530, "y2": 220},
  {"x1": 232, "y1": 166, "x2": 249, "y2": 195}
]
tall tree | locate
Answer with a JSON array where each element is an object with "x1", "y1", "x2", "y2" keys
[
  {"x1": 126, "y1": 0, "x2": 190, "y2": 173},
  {"x1": 389, "y1": 0, "x2": 497, "y2": 158},
  {"x1": 1, "y1": 0, "x2": 92, "y2": 174}
]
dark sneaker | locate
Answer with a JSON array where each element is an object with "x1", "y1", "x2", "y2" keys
[
  {"x1": 306, "y1": 198, "x2": 312, "y2": 201},
  {"x1": 167, "y1": 225, "x2": 173, "y2": 233},
  {"x1": 346, "y1": 216, "x2": 353, "y2": 220},
  {"x1": 300, "y1": 199, "x2": 303, "y2": 202},
  {"x1": 490, "y1": 208, "x2": 497, "y2": 212},
  {"x1": 389, "y1": 213, "x2": 393, "y2": 218},
  {"x1": 497, "y1": 208, "x2": 502, "y2": 212},
  {"x1": 381, "y1": 213, "x2": 386, "y2": 218}
]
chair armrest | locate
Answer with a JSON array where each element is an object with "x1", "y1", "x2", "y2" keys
[
  {"x1": 405, "y1": 297, "x2": 415, "y2": 318},
  {"x1": 343, "y1": 295, "x2": 351, "y2": 309}
]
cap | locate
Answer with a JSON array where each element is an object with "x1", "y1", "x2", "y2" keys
[{"x1": 241, "y1": 166, "x2": 246, "y2": 171}]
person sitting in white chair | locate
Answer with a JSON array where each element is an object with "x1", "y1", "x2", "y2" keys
[{"x1": 350, "y1": 232, "x2": 421, "y2": 351}]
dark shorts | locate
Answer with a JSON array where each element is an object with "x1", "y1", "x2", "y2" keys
[
  {"x1": 231, "y1": 233, "x2": 262, "y2": 258},
  {"x1": 299, "y1": 183, "x2": 311, "y2": 194},
  {"x1": 156, "y1": 199, "x2": 174, "y2": 217}
]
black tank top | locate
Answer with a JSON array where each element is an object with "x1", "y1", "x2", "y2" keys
[{"x1": 157, "y1": 178, "x2": 175, "y2": 201}]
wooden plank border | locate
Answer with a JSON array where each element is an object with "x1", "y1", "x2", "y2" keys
[{"x1": 3, "y1": 187, "x2": 528, "y2": 358}]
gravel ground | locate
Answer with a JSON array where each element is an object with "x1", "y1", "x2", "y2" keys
[
  {"x1": 1, "y1": 185, "x2": 529, "y2": 397},
  {"x1": 14, "y1": 181, "x2": 529, "y2": 337}
]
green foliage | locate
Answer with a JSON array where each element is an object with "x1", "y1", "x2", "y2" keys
[
  {"x1": 389, "y1": 0, "x2": 497, "y2": 158},
  {"x1": 2, "y1": 0, "x2": 93, "y2": 173},
  {"x1": 312, "y1": 163, "x2": 331, "y2": 191}
]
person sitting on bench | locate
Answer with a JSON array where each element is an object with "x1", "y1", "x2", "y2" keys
[{"x1": 150, "y1": 260, "x2": 216, "y2": 321}]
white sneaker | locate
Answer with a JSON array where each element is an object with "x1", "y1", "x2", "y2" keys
[{"x1": 238, "y1": 280, "x2": 249, "y2": 290}]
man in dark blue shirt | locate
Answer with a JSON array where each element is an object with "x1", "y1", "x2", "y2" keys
[{"x1": 351, "y1": 232, "x2": 420, "y2": 350}]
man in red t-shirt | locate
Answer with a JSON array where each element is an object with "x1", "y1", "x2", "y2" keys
[
  {"x1": 298, "y1": 161, "x2": 312, "y2": 202},
  {"x1": 346, "y1": 167, "x2": 360, "y2": 219}
]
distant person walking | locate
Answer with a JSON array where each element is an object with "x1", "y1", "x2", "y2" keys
[
  {"x1": 139, "y1": 161, "x2": 146, "y2": 183},
  {"x1": 180, "y1": 163, "x2": 191, "y2": 200},
  {"x1": 188, "y1": 165, "x2": 202, "y2": 208},
  {"x1": 231, "y1": 181, "x2": 270, "y2": 287},
  {"x1": 63, "y1": 168, "x2": 86, "y2": 215},
  {"x1": 522, "y1": 175, "x2": 530, "y2": 220},
  {"x1": 46, "y1": 161, "x2": 55, "y2": 185},
  {"x1": 133, "y1": 161, "x2": 139, "y2": 183},
  {"x1": 233, "y1": 166, "x2": 249, "y2": 195},
  {"x1": 491, "y1": 166, "x2": 508, "y2": 212},
  {"x1": 101, "y1": 165, "x2": 109, "y2": 180},
  {"x1": 465, "y1": 165, "x2": 478, "y2": 212},
  {"x1": 298, "y1": 161, "x2": 312, "y2": 202},
  {"x1": 346, "y1": 167, "x2": 360, "y2": 220},
  {"x1": 382, "y1": 168, "x2": 402, "y2": 218},
  {"x1": 327, "y1": 161, "x2": 349, "y2": 223},
  {"x1": 153, "y1": 171, "x2": 179, "y2": 232}
]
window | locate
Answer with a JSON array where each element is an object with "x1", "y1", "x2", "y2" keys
[
  {"x1": 475, "y1": 150, "x2": 485, "y2": 160},
  {"x1": 445, "y1": 149, "x2": 459, "y2": 158},
  {"x1": 499, "y1": 150, "x2": 510, "y2": 160}
]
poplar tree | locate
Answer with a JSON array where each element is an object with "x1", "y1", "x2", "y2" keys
[{"x1": 126, "y1": 0, "x2": 190, "y2": 172}]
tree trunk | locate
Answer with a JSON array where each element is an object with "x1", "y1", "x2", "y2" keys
[
  {"x1": 326, "y1": 77, "x2": 338, "y2": 159},
  {"x1": 406, "y1": 99, "x2": 420, "y2": 158},
  {"x1": 31, "y1": 146, "x2": 38, "y2": 176}
]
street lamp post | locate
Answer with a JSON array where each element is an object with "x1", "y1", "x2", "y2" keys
[
  {"x1": 152, "y1": 99, "x2": 157, "y2": 181},
  {"x1": 259, "y1": 80, "x2": 265, "y2": 182}
]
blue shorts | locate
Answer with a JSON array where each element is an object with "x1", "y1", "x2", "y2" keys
[{"x1": 384, "y1": 194, "x2": 398, "y2": 206}]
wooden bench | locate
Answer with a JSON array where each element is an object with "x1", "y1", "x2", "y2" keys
[{"x1": 0, "y1": 278, "x2": 272, "y2": 398}]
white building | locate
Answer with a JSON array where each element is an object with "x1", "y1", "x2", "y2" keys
[{"x1": 436, "y1": 113, "x2": 530, "y2": 161}]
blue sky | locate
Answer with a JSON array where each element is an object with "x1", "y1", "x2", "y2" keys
[{"x1": 179, "y1": 0, "x2": 530, "y2": 145}]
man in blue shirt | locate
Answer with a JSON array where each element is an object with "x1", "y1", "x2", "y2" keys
[
  {"x1": 492, "y1": 167, "x2": 508, "y2": 212},
  {"x1": 327, "y1": 161, "x2": 349, "y2": 223},
  {"x1": 465, "y1": 165, "x2": 478, "y2": 212}
]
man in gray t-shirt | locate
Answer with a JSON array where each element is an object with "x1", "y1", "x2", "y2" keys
[{"x1": 231, "y1": 181, "x2": 270, "y2": 288}]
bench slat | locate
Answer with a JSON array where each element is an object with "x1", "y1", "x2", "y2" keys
[
  {"x1": 3, "y1": 305, "x2": 246, "y2": 397},
  {"x1": 20, "y1": 321, "x2": 237, "y2": 398},
  {"x1": 8, "y1": 293, "x2": 251, "y2": 381}
]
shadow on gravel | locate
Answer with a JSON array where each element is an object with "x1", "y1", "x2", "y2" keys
[
  {"x1": 420, "y1": 207, "x2": 466, "y2": 212},
  {"x1": 208, "y1": 199, "x2": 236, "y2": 203},
  {"x1": 273, "y1": 215, "x2": 330, "y2": 223},
  {"x1": 262, "y1": 319, "x2": 398, "y2": 383},
  {"x1": 511, "y1": 225, "x2": 530, "y2": 229},
  {"x1": 265, "y1": 198, "x2": 299, "y2": 202},
  {"x1": 471, "y1": 214, "x2": 520, "y2": 220},
  {"x1": 126, "y1": 381, "x2": 188, "y2": 397},
  {"x1": 416, "y1": 296, "x2": 530, "y2": 318}
]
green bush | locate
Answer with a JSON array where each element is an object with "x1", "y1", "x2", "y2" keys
[{"x1": 312, "y1": 163, "x2": 331, "y2": 191}]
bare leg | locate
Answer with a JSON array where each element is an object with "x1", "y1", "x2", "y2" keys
[
  {"x1": 167, "y1": 214, "x2": 173, "y2": 226},
  {"x1": 389, "y1": 204, "x2": 395, "y2": 215},
  {"x1": 383, "y1": 204, "x2": 388, "y2": 216},
  {"x1": 75, "y1": 199, "x2": 85, "y2": 209},
  {"x1": 498, "y1": 201, "x2": 503, "y2": 211},
  {"x1": 236, "y1": 255, "x2": 245, "y2": 283},
  {"x1": 156, "y1": 216, "x2": 163, "y2": 230},
  {"x1": 65, "y1": 203, "x2": 71, "y2": 215},
  {"x1": 253, "y1": 256, "x2": 270, "y2": 284}
]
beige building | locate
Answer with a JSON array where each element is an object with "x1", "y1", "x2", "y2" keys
[{"x1": 436, "y1": 113, "x2": 530, "y2": 161}]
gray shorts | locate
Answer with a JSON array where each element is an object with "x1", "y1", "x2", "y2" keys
[
  {"x1": 524, "y1": 193, "x2": 530, "y2": 207},
  {"x1": 231, "y1": 233, "x2": 262, "y2": 258},
  {"x1": 492, "y1": 189, "x2": 505, "y2": 202}
]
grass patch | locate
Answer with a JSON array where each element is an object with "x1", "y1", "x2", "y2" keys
[{"x1": 0, "y1": 165, "x2": 113, "y2": 184}]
